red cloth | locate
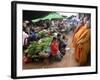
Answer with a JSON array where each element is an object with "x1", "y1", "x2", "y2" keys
[{"x1": 50, "y1": 41, "x2": 59, "y2": 56}]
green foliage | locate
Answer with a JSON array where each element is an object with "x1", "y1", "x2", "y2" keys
[
  {"x1": 27, "y1": 36, "x2": 53, "y2": 58},
  {"x1": 28, "y1": 41, "x2": 37, "y2": 56},
  {"x1": 38, "y1": 31, "x2": 46, "y2": 38}
]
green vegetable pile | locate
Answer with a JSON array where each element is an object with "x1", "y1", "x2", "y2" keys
[
  {"x1": 38, "y1": 31, "x2": 46, "y2": 38},
  {"x1": 27, "y1": 36, "x2": 53, "y2": 58}
]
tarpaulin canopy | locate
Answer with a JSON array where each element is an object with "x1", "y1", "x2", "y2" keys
[
  {"x1": 42, "y1": 12, "x2": 63, "y2": 20},
  {"x1": 32, "y1": 18, "x2": 41, "y2": 23},
  {"x1": 32, "y1": 12, "x2": 63, "y2": 23}
]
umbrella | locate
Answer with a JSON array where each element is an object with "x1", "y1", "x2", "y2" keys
[
  {"x1": 32, "y1": 18, "x2": 41, "y2": 23},
  {"x1": 32, "y1": 12, "x2": 63, "y2": 23},
  {"x1": 42, "y1": 12, "x2": 63, "y2": 20}
]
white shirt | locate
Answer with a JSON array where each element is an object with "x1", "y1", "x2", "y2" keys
[{"x1": 23, "y1": 31, "x2": 29, "y2": 46}]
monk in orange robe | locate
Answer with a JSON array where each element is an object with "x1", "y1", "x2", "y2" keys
[
  {"x1": 77, "y1": 22, "x2": 90, "y2": 65},
  {"x1": 72, "y1": 17, "x2": 91, "y2": 65}
]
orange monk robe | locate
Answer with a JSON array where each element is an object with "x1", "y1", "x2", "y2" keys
[
  {"x1": 77, "y1": 28, "x2": 91, "y2": 65},
  {"x1": 72, "y1": 24, "x2": 87, "y2": 48},
  {"x1": 72, "y1": 24, "x2": 87, "y2": 61}
]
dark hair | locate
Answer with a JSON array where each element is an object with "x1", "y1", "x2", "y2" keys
[
  {"x1": 62, "y1": 36, "x2": 66, "y2": 40},
  {"x1": 26, "y1": 20, "x2": 32, "y2": 26},
  {"x1": 31, "y1": 27, "x2": 35, "y2": 32},
  {"x1": 52, "y1": 37, "x2": 57, "y2": 41},
  {"x1": 84, "y1": 14, "x2": 91, "y2": 21},
  {"x1": 23, "y1": 26, "x2": 26, "y2": 32},
  {"x1": 57, "y1": 33, "x2": 61, "y2": 37}
]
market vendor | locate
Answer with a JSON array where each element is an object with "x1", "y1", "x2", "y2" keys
[
  {"x1": 29, "y1": 28, "x2": 37, "y2": 41},
  {"x1": 60, "y1": 35, "x2": 68, "y2": 55},
  {"x1": 57, "y1": 33, "x2": 67, "y2": 55},
  {"x1": 50, "y1": 37, "x2": 62, "y2": 61}
]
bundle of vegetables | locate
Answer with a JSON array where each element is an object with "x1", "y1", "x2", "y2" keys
[
  {"x1": 41, "y1": 36, "x2": 53, "y2": 46},
  {"x1": 43, "y1": 46, "x2": 50, "y2": 52},
  {"x1": 38, "y1": 31, "x2": 46, "y2": 38},
  {"x1": 39, "y1": 37, "x2": 52, "y2": 57},
  {"x1": 27, "y1": 36, "x2": 53, "y2": 59},
  {"x1": 28, "y1": 41, "x2": 43, "y2": 57}
]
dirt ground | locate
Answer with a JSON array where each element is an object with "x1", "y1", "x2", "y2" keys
[{"x1": 23, "y1": 31, "x2": 80, "y2": 69}]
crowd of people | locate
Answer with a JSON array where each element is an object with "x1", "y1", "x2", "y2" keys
[
  {"x1": 23, "y1": 19, "x2": 68, "y2": 63},
  {"x1": 23, "y1": 14, "x2": 91, "y2": 66}
]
